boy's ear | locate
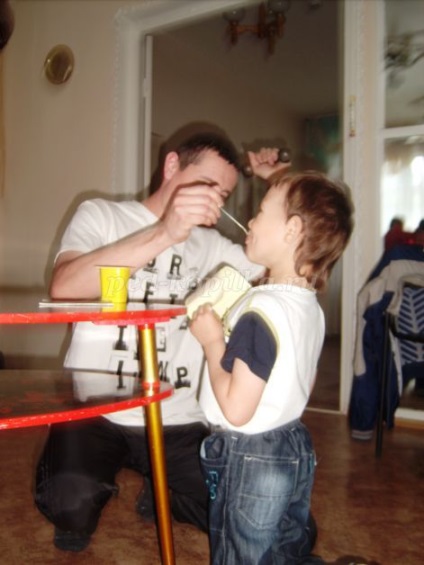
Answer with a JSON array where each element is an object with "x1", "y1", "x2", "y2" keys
[
  {"x1": 163, "y1": 151, "x2": 180, "y2": 180},
  {"x1": 286, "y1": 214, "x2": 304, "y2": 243}
]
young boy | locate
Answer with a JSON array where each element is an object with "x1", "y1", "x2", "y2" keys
[{"x1": 190, "y1": 171, "x2": 354, "y2": 564}]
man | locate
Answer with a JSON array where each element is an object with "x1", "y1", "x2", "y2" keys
[
  {"x1": 35, "y1": 131, "x2": 284, "y2": 552},
  {"x1": 383, "y1": 217, "x2": 412, "y2": 251}
]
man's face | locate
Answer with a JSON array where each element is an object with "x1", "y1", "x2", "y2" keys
[{"x1": 173, "y1": 150, "x2": 239, "y2": 201}]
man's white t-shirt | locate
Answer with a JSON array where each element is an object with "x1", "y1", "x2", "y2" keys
[{"x1": 60, "y1": 198, "x2": 263, "y2": 427}]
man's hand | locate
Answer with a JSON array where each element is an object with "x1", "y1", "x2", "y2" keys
[
  {"x1": 189, "y1": 303, "x2": 224, "y2": 348},
  {"x1": 162, "y1": 182, "x2": 224, "y2": 243},
  {"x1": 247, "y1": 147, "x2": 291, "y2": 180}
]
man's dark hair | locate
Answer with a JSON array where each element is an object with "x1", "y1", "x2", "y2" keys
[
  {"x1": 176, "y1": 132, "x2": 241, "y2": 172},
  {"x1": 149, "y1": 129, "x2": 241, "y2": 194}
]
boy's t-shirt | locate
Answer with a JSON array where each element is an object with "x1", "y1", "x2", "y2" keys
[
  {"x1": 199, "y1": 284, "x2": 325, "y2": 434},
  {"x1": 222, "y1": 311, "x2": 277, "y2": 381}
]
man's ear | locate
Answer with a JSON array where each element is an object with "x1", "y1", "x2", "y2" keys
[{"x1": 163, "y1": 152, "x2": 180, "y2": 180}]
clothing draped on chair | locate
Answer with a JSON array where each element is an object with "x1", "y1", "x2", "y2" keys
[
  {"x1": 388, "y1": 275, "x2": 424, "y2": 391},
  {"x1": 374, "y1": 274, "x2": 424, "y2": 456},
  {"x1": 349, "y1": 244, "x2": 424, "y2": 439}
]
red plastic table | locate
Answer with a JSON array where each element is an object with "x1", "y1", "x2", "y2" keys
[
  {"x1": 0, "y1": 302, "x2": 186, "y2": 565},
  {"x1": 0, "y1": 369, "x2": 173, "y2": 429}
]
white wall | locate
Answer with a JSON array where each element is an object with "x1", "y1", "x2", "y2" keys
[
  {"x1": 1, "y1": 0, "x2": 132, "y2": 362},
  {"x1": 152, "y1": 32, "x2": 300, "y2": 150},
  {"x1": 1, "y1": 0, "x2": 126, "y2": 288}
]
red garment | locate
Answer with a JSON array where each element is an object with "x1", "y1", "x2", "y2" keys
[{"x1": 384, "y1": 229, "x2": 414, "y2": 251}]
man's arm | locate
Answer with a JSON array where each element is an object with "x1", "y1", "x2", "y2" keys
[
  {"x1": 51, "y1": 184, "x2": 224, "y2": 299},
  {"x1": 50, "y1": 222, "x2": 174, "y2": 299}
]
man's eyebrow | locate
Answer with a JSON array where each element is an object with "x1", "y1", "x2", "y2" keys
[{"x1": 197, "y1": 178, "x2": 217, "y2": 187}]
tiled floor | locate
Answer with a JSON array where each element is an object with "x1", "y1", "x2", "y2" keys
[{"x1": 309, "y1": 335, "x2": 341, "y2": 411}]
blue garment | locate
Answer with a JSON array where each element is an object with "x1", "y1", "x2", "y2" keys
[
  {"x1": 368, "y1": 244, "x2": 424, "y2": 280},
  {"x1": 349, "y1": 244, "x2": 424, "y2": 437},
  {"x1": 349, "y1": 292, "x2": 396, "y2": 435},
  {"x1": 200, "y1": 421, "x2": 319, "y2": 565}
]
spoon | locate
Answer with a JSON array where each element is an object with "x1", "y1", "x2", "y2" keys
[
  {"x1": 190, "y1": 179, "x2": 248, "y2": 234},
  {"x1": 220, "y1": 207, "x2": 248, "y2": 235}
]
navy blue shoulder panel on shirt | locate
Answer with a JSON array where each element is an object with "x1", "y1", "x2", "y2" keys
[{"x1": 221, "y1": 311, "x2": 277, "y2": 382}]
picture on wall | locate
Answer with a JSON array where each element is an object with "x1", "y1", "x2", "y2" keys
[{"x1": 304, "y1": 114, "x2": 341, "y2": 179}]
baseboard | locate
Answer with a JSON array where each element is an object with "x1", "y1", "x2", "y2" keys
[{"x1": 395, "y1": 417, "x2": 424, "y2": 431}]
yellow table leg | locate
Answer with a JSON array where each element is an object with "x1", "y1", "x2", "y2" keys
[{"x1": 139, "y1": 324, "x2": 175, "y2": 565}]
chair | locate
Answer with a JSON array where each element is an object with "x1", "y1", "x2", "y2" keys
[
  {"x1": 375, "y1": 274, "x2": 424, "y2": 457},
  {"x1": 349, "y1": 244, "x2": 424, "y2": 442}
]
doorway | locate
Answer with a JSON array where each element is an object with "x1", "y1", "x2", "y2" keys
[
  {"x1": 149, "y1": 1, "x2": 341, "y2": 411},
  {"x1": 113, "y1": 0, "x2": 367, "y2": 414}
]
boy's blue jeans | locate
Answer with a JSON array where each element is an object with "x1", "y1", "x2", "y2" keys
[{"x1": 200, "y1": 419, "x2": 320, "y2": 565}]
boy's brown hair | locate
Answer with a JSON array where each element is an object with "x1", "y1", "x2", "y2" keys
[{"x1": 276, "y1": 171, "x2": 354, "y2": 292}]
